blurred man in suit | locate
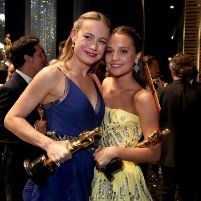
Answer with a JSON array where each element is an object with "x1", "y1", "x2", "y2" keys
[
  {"x1": 0, "y1": 36, "x2": 47, "y2": 201},
  {"x1": 158, "y1": 53, "x2": 201, "y2": 201},
  {"x1": 144, "y1": 55, "x2": 167, "y2": 89}
]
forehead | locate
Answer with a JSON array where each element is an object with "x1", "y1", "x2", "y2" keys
[
  {"x1": 108, "y1": 33, "x2": 133, "y2": 47},
  {"x1": 79, "y1": 20, "x2": 110, "y2": 38}
]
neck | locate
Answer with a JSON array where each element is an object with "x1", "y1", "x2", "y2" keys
[
  {"x1": 172, "y1": 75, "x2": 181, "y2": 81},
  {"x1": 18, "y1": 65, "x2": 35, "y2": 78},
  {"x1": 66, "y1": 60, "x2": 90, "y2": 77},
  {"x1": 113, "y1": 72, "x2": 135, "y2": 86}
]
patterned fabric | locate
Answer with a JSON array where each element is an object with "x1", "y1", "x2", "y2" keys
[{"x1": 90, "y1": 107, "x2": 152, "y2": 201}]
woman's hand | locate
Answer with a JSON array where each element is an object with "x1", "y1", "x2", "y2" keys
[
  {"x1": 45, "y1": 140, "x2": 72, "y2": 164},
  {"x1": 93, "y1": 147, "x2": 118, "y2": 168}
]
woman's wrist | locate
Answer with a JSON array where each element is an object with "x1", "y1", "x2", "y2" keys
[
  {"x1": 39, "y1": 136, "x2": 55, "y2": 151},
  {"x1": 113, "y1": 146, "x2": 120, "y2": 158}
]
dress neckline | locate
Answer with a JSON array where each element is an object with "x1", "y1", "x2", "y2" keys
[
  {"x1": 105, "y1": 106, "x2": 139, "y2": 118},
  {"x1": 67, "y1": 77, "x2": 101, "y2": 114},
  {"x1": 53, "y1": 66, "x2": 101, "y2": 114}
]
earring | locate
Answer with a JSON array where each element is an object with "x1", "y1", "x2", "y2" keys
[
  {"x1": 134, "y1": 60, "x2": 140, "y2": 73},
  {"x1": 72, "y1": 43, "x2": 75, "y2": 48}
]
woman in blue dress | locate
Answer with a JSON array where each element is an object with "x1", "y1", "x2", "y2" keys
[{"x1": 4, "y1": 11, "x2": 111, "y2": 201}]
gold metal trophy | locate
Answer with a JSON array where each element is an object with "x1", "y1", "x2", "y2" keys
[
  {"x1": 101, "y1": 128, "x2": 170, "y2": 181},
  {"x1": 24, "y1": 127, "x2": 100, "y2": 186}
]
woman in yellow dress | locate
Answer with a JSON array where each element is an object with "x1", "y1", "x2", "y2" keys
[{"x1": 90, "y1": 26, "x2": 160, "y2": 201}]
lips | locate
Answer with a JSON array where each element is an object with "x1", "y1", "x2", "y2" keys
[
  {"x1": 85, "y1": 51, "x2": 97, "y2": 57},
  {"x1": 111, "y1": 64, "x2": 122, "y2": 67}
]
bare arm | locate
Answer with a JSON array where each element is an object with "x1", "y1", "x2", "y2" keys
[
  {"x1": 116, "y1": 90, "x2": 160, "y2": 162},
  {"x1": 4, "y1": 67, "x2": 71, "y2": 163}
]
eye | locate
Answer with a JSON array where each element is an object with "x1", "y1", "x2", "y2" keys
[
  {"x1": 105, "y1": 49, "x2": 112, "y2": 55},
  {"x1": 120, "y1": 49, "x2": 128, "y2": 54},
  {"x1": 84, "y1": 35, "x2": 92, "y2": 41},
  {"x1": 98, "y1": 40, "x2": 107, "y2": 45}
]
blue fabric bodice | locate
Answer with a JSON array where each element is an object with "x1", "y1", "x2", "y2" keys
[{"x1": 44, "y1": 77, "x2": 104, "y2": 135}]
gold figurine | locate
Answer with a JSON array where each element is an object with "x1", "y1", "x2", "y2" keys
[
  {"x1": 67, "y1": 128, "x2": 100, "y2": 152},
  {"x1": 136, "y1": 128, "x2": 170, "y2": 148},
  {"x1": 5, "y1": 34, "x2": 11, "y2": 47},
  {"x1": 1, "y1": 33, "x2": 11, "y2": 62},
  {"x1": 24, "y1": 127, "x2": 100, "y2": 185},
  {"x1": 101, "y1": 128, "x2": 170, "y2": 181}
]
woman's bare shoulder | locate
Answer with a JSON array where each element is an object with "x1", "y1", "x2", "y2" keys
[
  {"x1": 36, "y1": 64, "x2": 65, "y2": 81},
  {"x1": 134, "y1": 88, "x2": 154, "y2": 105},
  {"x1": 102, "y1": 77, "x2": 112, "y2": 87}
]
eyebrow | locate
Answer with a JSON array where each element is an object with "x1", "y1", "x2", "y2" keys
[
  {"x1": 84, "y1": 32, "x2": 108, "y2": 40},
  {"x1": 107, "y1": 46, "x2": 129, "y2": 49}
]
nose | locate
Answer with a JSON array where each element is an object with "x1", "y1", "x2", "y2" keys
[
  {"x1": 112, "y1": 51, "x2": 120, "y2": 61},
  {"x1": 89, "y1": 40, "x2": 98, "y2": 50}
]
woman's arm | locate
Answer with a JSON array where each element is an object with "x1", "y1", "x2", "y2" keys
[{"x1": 4, "y1": 67, "x2": 71, "y2": 163}]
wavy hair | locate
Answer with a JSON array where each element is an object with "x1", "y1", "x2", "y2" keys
[{"x1": 169, "y1": 53, "x2": 198, "y2": 81}]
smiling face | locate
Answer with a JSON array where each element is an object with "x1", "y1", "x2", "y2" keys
[
  {"x1": 105, "y1": 33, "x2": 141, "y2": 77},
  {"x1": 72, "y1": 20, "x2": 110, "y2": 67}
]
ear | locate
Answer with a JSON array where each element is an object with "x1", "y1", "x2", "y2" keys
[
  {"x1": 135, "y1": 52, "x2": 142, "y2": 61},
  {"x1": 70, "y1": 29, "x2": 75, "y2": 43},
  {"x1": 24, "y1": 55, "x2": 31, "y2": 62}
]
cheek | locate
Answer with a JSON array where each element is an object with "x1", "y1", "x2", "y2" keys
[
  {"x1": 76, "y1": 38, "x2": 87, "y2": 48},
  {"x1": 74, "y1": 41, "x2": 87, "y2": 55},
  {"x1": 37, "y1": 57, "x2": 43, "y2": 63},
  {"x1": 99, "y1": 45, "x2": 107, "y2": 55},
  {"x1": 96, "y1": 50, "x2": 105, "y2": 60},
  {"x1": 105, "y1": 55, "x2": 111, "y2": 64},
  {"x1": 128, "y1": 56, "x2": 135, "y2": 66}
]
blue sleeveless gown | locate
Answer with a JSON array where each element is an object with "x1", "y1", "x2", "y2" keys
[{"x1": 23, "y1": 76, "x2": 105, "y2": 201}]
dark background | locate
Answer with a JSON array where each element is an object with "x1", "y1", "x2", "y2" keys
[{"x1": 5, "y1": 0, "x2": 184, "y2": 82}]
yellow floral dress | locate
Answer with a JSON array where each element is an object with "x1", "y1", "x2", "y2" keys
[{"x1": 90, "y1": 107, "x2": 152, "y2": 201}]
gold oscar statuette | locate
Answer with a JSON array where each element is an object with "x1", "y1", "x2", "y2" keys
[
  {"x1": 101, "y1": 128, "x2": 170, "y2": 181},
  {"x1": 24, "y1": 127, "x2": 100, "y2": 186}
]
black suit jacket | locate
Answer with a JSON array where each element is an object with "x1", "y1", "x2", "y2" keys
[
  {"x1": 0, "y1": 73, "x2": 42, "y2": 180},
  {"x1": 158, "y1": 79, "x2": 201, "y2": 174},
  {"x1": 0, "y1": 73, "x2": 28, "y2": 142},
  {"x1": 0, "y1": 72, "x2": 42, "y2": 157}
]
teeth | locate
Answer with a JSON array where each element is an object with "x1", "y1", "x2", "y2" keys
[{"x1": 111, "y1": 64, "x2": 121, "y2": 67}]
